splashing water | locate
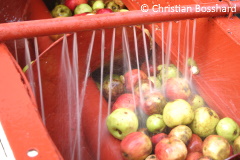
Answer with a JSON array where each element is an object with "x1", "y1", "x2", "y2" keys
[{"x1": 17, "y1": 18, "x2": 198, "y2": 160}]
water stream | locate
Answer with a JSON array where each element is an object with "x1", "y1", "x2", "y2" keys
[{"x1": 18, "y1": 19, "x2": 198, "y2": 160}]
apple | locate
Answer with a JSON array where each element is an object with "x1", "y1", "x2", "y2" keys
[
  {"x1": 216, "y1": 117, "x2": 240, "y2": 143},
  {"x1": 169, "y1": 125, "x2": 192, "y2": 145},
  {"x1": 187, "y1": 134, "x2": 203, "y2": 153},
  {"x1": 164, "y1": 77, "x2": 191, "y2": 101},
  {"x1": 111, "y1": 93, "x2": 140, "y2": 112},
  {"x1": 96, "y1": 8, "x2": 113, "y2": 14},
  {"x1": 188, "y1": 94, "x2": 205, "y2": 111},
  {"x1": 157, "y1": 64, "x2": 179, "y2": 82},
  {"x1": 142, "y1": 91, "x2": 166, "y2": 115},
  {"x1": 74, "y1": 3, "x2": 93, "y2": 15},
  {"x1": 51, "y1": 5, "x2": 72, "y2": 18},
  {"x1": 120, "y1": 132, "x2": 152, "y2": 160},
  {"x1": 106, "y1": 108, "x2": 138, "y2": 140},
  {"x1": 141, "y1": 61, "x2": 157, "y2": 76},
  {"x1": 233, "y1": 136, "x2": 240, "y2": 154},
  {"x1": 103, "y1": 74, "x2": 124, "y2": 101},
  {"x1": 124, "y1": 69, "x2": 148, "y2": 92},
  {"x1": 163, "y1": 99, "x2": 194, "y2": 128},
  {"x1": 151, "y1": 133, "x2": 168, "y2": 148},
  {"x1": 92, "y1": 0, "x2": 105, "y2": 10},
  {"x1": 145, "y1": 154, "x2": 158, "y2": 160},
  {"x1": 74, "y1": 12, "x2": 91, "y2": 16},
  {"x1": 146, "y1": 114, "x2": 166, "y2": 133},
  {"x1": 234, "y1": 136, "x2": 240, "y2": 155},
  {"x1": 105, "y1": 1, "x2": 120, "y2": 12},
  {"x1": 148, "y1": 76, "x2": 161, "y2": 90},
  {"x1": 134, "y1": 79, "x2": 154, "y2": 97},
  {"x1": 65, "y1": 0, "x2": 87, "y2": 11},
  {"x1": 119, "y1": 9, "x2": 129, "y2": 12},
  {"x1": 155, "y1": 137, "x2": 187, "y2": 160},
  {"x1": 189, "y1": 107, "x2": 219, "y2": 138},
  {"x1": 112, "y1": 0, "x2": 125, "y2": 8},
  {"x1": 186, "y1": 152, "x2": 203, "y2": 160},
  {"x1": 202, "y1": 135, "x2": 231, "y2": 160}
]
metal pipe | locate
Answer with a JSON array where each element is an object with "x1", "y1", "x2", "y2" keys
[{"x1": 0, "y1": 1, "x2": 240, "y2": 41}]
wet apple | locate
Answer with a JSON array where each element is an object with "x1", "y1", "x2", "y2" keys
[
  {"x1": 111, "y1": 93, "x2": 139, "y2": 112},
  {"x1": 189, "y1": 107, "x2": 219, "y2": 138},
  {"x1": 120, "y1": 132, "x2": 152, "y2": 160},
  {"x1": 187, "y1": 134, "x2": 203, "y2": 153},
  {"x1": 155, "y1": 137, "x2": 187, "y2": 160},
  {"x1": 169, "y1": 125, "x2": 192, "y2": 145},
  {"x1": 163, "y1": 99, "x2": 194, "y2": 128},
  {"x1": 202, "y1": 135, "x2": 231, "y2": 160}
]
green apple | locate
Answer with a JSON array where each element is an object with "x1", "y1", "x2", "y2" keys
[
  {"x1": 146, "y1": 114, "x2": 166, "y2": 133},
  {"x1": 189, "y1": 107, "x2": 219, "y2": 138},
  {"x1": 163, "y1": 99, "x2": 194, "y2": 128},
  {"x1": 51, "y1": 5, "x2": 72, "y2": 18},
  {"x1": 188, "y1": 94, "x2": 205, "y2": 111},
  {"x1": 74, "y1": 4, "x2": 93, "y2": 15},
  {"x1": 106, "y1": 108, "x2": 138, "y2": 140},
  {"x1": 92, "y1": 0, "x2": 105, "y2": 10},
  {"x1": 157, "y1": 64, "x2": 179, "y2": 82},
  {"x1": 187, "y1": 58, "x2": 197, "y2": 66},
  {"x1": 169, "y1": 125, "x2": 192, "y2": 145},
  {"x1": 105, "y1": 1, "x2": 119, "y2": 12},
  {"x1": 148, "y1": 76, "x2": 161, "y2": 90},
  {"x1": 216, "y1": 117, "x2": 240, "y2": 143},
  {"x1": 233, "y1": 136, "x2": 240, "y2": 154},
  {"x1": 119, "y1": 9, "x2": 129, "y2": 12}
]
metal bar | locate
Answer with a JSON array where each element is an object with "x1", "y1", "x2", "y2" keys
[{"x1": 0, "y1": 1, "x2": 240, "y2": 41}]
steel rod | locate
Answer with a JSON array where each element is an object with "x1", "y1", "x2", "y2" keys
[{"x1": 0, "y1": 1, "x2": 240, "y2": 41}]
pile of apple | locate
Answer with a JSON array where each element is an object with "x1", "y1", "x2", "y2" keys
[
  {"x1": 100, "y1": 61, "x2": 240, "y2": 160},
  {"x1": 49, "y1": 0, "x2": 127, "y2": 40},
  {"x1": 51, "y1": 0, "x2": 128, "y2": 18}
]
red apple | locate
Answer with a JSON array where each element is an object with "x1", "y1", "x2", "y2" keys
[
  {"x1": 65, "y1": 0, "x2": 87, "y2": 11},
  {"x1": 124, "y1": 69, "x2": 148, "y2": 92},
  {"x1": 165, "y1": 77, "x2": 191, "y2": 101},
  {"x1": 121, "y1": 132, "x2": 152, "y2": 160},
  {"x1": 141, "y1": 61, "x2": 157, "y2": 76},
  {"x1": 186, "y1": 152, "x2": 203, "y2": 160},
  {"x1": 155, "y1": 137, "x2": 187, "y2": 160},
  {"x1": 111, "y1": 93, "x2": 139, "y2": 112},
  {"x1": 187, "y1": 134, "x2": 203, "y2": 153},
  {"x1": 142, "y1": 91, "x2": 166, "y2": 115},
  {"x1": 96, "y1": 8, "x2": 113, "y2": 14},
  {"x1": 202, "y1": 135, "x2": 231, "y2": 160},
  {"x1": 151, "y1": 133, "x2": 168, "y2": 147}
]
